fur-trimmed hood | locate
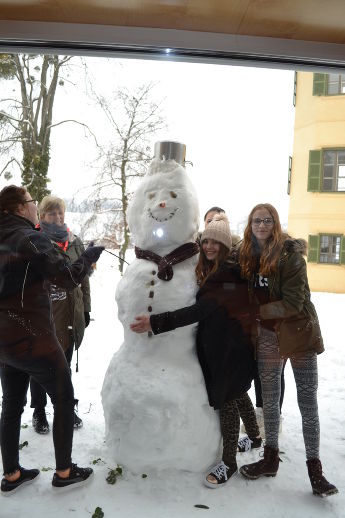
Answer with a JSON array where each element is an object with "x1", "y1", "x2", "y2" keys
[{"x1": 282, "y1": 237, "x2": 307, "y2": 256}]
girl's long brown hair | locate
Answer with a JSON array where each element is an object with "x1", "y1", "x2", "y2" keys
[
  {"x1": 239, "y1": 203, "x2": 286, "y2": 279},
  {"x1": 196, "y1": 240, "x2": 230, "y2": 286}
]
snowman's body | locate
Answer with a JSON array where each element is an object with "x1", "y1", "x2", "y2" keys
[{"x1": 102, "y1": 159, "x2": 221, "y2": 473}]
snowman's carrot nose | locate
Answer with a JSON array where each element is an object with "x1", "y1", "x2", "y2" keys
[{"x1": 159, "y1": 202, "x2": 166, "y2": 208}]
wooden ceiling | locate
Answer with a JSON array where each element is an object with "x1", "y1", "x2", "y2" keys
[{"x1": 1, "y1": 0, "x2": 345, "y2": 45}]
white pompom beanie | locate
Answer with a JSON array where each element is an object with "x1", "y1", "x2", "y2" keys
[{"x1": 201, "y1": 213, "x2": 232, "y2": 251}]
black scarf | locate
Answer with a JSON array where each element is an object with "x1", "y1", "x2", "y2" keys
[
  {"x1": 40, "y1": 221, "x2": 69, "y2": 243},
  {"x1": 135, "y1": 242, "x2": 199, "y2": 281}
]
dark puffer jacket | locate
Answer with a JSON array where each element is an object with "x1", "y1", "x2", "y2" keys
[
  {"x1": 150, "y1": 260, "x2": 256, "y2": 410},
  {"x1": 49, "y1": 232, "x2": 91, "y2": 351},
  {"x1": 253, "y1": 238, "x2": 324, "y2": 358},
  {"x1": 0, "y1": 212, "x2": 94, "y2": 342}
]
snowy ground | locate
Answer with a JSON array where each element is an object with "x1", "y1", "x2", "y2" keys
[{"x1": 1, "y1": 252, "x2": 344, "y2": 518}]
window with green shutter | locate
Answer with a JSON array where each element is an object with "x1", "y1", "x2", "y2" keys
[
  {"x1": 320, "y1": 235, "x2": 341, "y2": 263},
  {"x1": 307, "y1": 150, "x2": 322, "y2": 191},
  {"x1": 293, "y1": 71, "x2": 297, "y2": 106},
  {"x1": 307, "y1": 149, "x2": 345, "y2": 192},
  {"x1": 287, "y1": 156, "x2": 292, "y2": 194},
  {"x1": 312, "y1": 73, "x2": 345, "y2": 96},
  {"x1": 322, "y1": 149, "x2": 345, "y2": 191},
  {"x1": 313, "y1": 73, "x2": 328, "y2": 96},
  {"x1": 308, "y1": 235, "x2": 320, "y2": 263},
  {"x1": 327, "y1": 73, "x2": 345, "y2": 95},
  {"x1": 308, "y1": 234, "x2": 345, "y2": 264},
  {"x1": 340, "y1": 236, "x2": 345, "y2": 265}
]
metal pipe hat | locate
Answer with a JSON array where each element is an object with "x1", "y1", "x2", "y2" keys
[{"x1": 154, "y1": 141, "x2": 186, "y2": 166}]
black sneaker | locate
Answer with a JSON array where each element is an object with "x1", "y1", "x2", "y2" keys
[
  {"x1": 1, "y1": 467, "x2": 40, "y2": 496},
  {"x1": 32, "y1": 409, "x2": 49, "y2": 434},
  {"x1": 237, "y1": 435, "x2": 262, "y2": 452},
  {"x1": 52, "y1": 464, "x2": 93, "y2": 491},
  {"x1": 73, "y1": 411, "x2": 83, "y2": 429},
  {"x1": 204, "y1": 461, "x2": 237, "y2": 488}
]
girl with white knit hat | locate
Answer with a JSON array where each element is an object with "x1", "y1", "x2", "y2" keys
[{"x1": 131, "y1": 213, "x2": 262, "y2": 487}]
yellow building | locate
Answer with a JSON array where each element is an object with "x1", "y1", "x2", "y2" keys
[{"x1": 288, "y1": 72, "x2": 345, "y2": 293}]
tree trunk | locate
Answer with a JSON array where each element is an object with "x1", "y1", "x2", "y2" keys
[
  {"x1": 118, "y1": 150, "x2": 129, "y2": 275},
  {"x1": 21, "y1": 149, "x2": 51, "y2": 200},
  {"x1": 12, "y1": 55, "x2": 68, "y2": 201}
]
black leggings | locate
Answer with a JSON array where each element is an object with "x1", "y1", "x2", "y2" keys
[
  {"x1": 30, "y1": 344, "x2": 74, "y2": 409},
  {"x1": 0, "y1": 331, "x2": 74, "y2": 474}
]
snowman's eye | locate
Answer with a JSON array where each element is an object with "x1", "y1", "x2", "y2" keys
[
  {"x1": 170, "y1": 191, "x2": 177, "y2": 198},
  {"x1": 148, "y1": 193, "x2": 155, "y2": 199}
]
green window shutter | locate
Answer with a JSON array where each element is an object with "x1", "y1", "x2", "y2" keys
[
  {"x1": 313, "y1": 73, "x2": 328, "y2": 95},
  {"x1": 293, "y1": 71, "x2": 297, "y2": 106},
  {"x1": 340, "y1": 236, "x2": 345, "y2": 265},
  {"x1": 308, "y1": 150, "x2": 322, "y2": 191},
  {"x1": 287, "y1": 156, "x2": 292, "y2": 194},
  {"x1": 308, "y1": 235, "x2": 320, "y2": 263}
]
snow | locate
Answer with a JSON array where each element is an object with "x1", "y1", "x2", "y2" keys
[
  {"x1": 0, "y1": 254, "x2": 344, "y2": 517},
  {"x1": 101, "y1": 159, "x2": 220, "y2": 472}
]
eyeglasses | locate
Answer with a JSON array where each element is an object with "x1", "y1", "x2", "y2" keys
[
  {"x1": 252, "y1": 218, "x2": 274, "y2": 226},
  {"x1": 24, "y1": 199, "x2": 38, "y2": 206}
]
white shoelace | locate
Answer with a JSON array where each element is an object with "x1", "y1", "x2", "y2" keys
[
  {"x1": 210, "y1": 461, "x2": 229, "y2": 481},
  {"x1": 238, "y1": 436, "x2": 253, "y2": 452}
]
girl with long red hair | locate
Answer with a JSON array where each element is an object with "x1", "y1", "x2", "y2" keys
[{"x1": 237, "y1": 203, "x2": 337, "y2": 497}]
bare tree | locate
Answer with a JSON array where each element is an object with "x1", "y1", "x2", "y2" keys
[
  {"x1": 0, "y1": 53, "x2": 96, "y2": 200},
  {"x1": 91, "y1": 82, "x2": 166, "y2": 273}
]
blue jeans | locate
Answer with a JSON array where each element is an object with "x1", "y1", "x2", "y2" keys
[{"x1": 0, "y1": 330, "x2": 75, "y2": 474}]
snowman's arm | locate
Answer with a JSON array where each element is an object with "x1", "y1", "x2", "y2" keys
[{"x1": 150, "y1": 298, "x2": 218, "y2": 335}]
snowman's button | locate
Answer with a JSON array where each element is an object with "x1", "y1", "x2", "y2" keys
[
  {"x1": 152, "y1": 271, "x2": 156, "y2": 275},
  {"x1": 148, "y1": 331, "x2": 153, "y2": 337},
  {"x1": 150, "y1": 280, "x2": 155, "y2": 286},
  {"x1": 148, "y1": 306, "x2": 152, "y2": 312},
  {"x1": 149, "y1": 291, "x2": 154, "y2": 298}
]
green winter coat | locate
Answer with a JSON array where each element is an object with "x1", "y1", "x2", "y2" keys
[
  {"x1": 254, "y1": 238, "x2": 324, "y2": 358},
  {"x1": 50, "y1": 232, "x2": 91, "y2": 351}
]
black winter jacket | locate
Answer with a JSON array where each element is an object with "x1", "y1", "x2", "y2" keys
[
  {"x1": 150, "y1": 261, "x2": 256, "y2": 409},
  {"x1": 0, "y1": 212, "x2": 94, "y2": 340}
]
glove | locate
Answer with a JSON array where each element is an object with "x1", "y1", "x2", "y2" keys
[
  {"x1": 84, "y1": 311, "x2": 90, "y2": 328},
  {"x1": 82, "y1": 244, "x2": 105, "y2": 263}
]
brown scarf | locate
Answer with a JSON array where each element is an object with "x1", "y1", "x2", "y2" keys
[{"x1": 135, "y1": 242, "x2": 199, "y2": 281}]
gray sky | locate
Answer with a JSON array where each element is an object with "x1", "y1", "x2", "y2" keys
[{"x1": 2, "y1": 56, "x2": 296, "y2": 232}]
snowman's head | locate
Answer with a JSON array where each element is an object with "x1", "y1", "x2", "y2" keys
[{"x1": 128, "y1": 159, "x2": 199, "y2": 252}]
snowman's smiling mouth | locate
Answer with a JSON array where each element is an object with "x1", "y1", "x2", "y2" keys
[{"x1": 148, "y1": 207, "x2": 178, "y2": 222}]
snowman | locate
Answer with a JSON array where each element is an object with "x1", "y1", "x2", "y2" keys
[{"x1": 102, "y1": 142, "x2": 221, "y2": 473}]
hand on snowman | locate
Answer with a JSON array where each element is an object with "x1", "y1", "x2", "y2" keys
[{"x1": 130, "y1": 315, "x2": 152, "y2": 333}]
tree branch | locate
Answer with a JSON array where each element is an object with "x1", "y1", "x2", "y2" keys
[
  {"x1": 48, "y1": 119, "x2": 99, "y2": 146},
  {"x1": 0, "y1": 157, "x2": 22, "y2": 176}
]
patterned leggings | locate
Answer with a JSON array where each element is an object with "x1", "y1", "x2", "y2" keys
[
  {"x1": 220, "y1": 393, "x2": 260, "y2": 467},
  {"x1": 257, "y1": 326, "x2": 320, "y2": 459}
]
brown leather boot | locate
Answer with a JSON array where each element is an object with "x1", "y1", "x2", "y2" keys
[
  {"x1": 306, "y1": 459, "x2": 338, "y2": 497},
  {"x1": 239, "y1": 445, "x2": 280, "y2": 479}
]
